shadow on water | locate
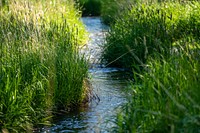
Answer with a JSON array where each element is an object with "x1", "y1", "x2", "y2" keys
[{"x1": 39, "y1": 17, "x2": 131, "y2": 133}]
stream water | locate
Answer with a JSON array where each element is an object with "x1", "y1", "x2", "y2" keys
[{"x1": 40, "y1": 17, "x2": 130, "y2": 133}]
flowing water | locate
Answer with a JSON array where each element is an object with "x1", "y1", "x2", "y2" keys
[{"x1": 40, "y1": 17, "x2": 130, "y2": 133}]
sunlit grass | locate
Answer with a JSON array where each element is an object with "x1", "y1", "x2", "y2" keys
[
  {"x1": 105, "y1": 1, "x2": 200, "y2": 132},
  {"x1": 0, "y1": 0, "x2": 88, "y2": 132},
  {"x1": 103, "y1": 1, "x2": 200, "y2": 69},
  {"x1": 114, "y1": 38, "x2": 200, "y2": 132}
]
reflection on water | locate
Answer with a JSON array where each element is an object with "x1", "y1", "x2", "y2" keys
[
  {"x1": 80, "y1": 17, "x2": 109, "y2": 64},
  {"x1": 40, "y1": 17, "x2": 130, "y2": 133}
]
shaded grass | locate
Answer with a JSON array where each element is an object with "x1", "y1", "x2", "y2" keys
[
  {"x1": 101, "y1": 0, "x2": 165, "y2": 25},
  {"x1": 75, "y1": 0, "x2": 101, "y2": 16},
  {"x1": 0, "y1": 0, "x2": 88, "y2": 132},
  {"x1": 76, "y1": 0, "x2": 134, "y2": 24},
  {"x1": 101, "y1": 0, "x2": 133, "y2": 25}
]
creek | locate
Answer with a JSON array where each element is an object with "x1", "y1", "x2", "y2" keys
[{"x1": 40, "y1": 17, "x2": 130, "y2": 132}]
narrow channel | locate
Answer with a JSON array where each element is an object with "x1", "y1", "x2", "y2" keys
[{"x1": 40, "y1": 17, "x2": 130, "y2": 132}]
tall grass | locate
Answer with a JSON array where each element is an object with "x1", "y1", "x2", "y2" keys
[
  {"x1": 105, "y1": 1, "x2": 200, "y2": 132},
  {"x1": 113, "y1": 38, "x2": 200, "y2": 132},
  {"x1": 0, "y1": 0, "x2": 88, "y2": 132},
  {"x1": 103, "y1": 1, "x2": 200, "y2": 69},
  {"x1": 101, "y1": 0, "x2": 134, "y2": 25}
]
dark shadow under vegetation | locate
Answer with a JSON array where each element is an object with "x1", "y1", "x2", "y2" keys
[{"x1": 75, "y1": 0, "x2": 101, "y2": 16}]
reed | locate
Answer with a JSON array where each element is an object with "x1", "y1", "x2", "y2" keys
[{"x1": 0, "y1": 0, "x2": 88, "y2": 132}]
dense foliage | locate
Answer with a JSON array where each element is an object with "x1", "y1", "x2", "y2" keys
[
  {"x1": 114, "y1": 38, "x2": 200, "y2": 132},
  {"x1": 76, "y1": 0, "x2": 101, "y2": 16},
  {"x1": 103, "y1": 1, "x2": 200, "y2": 69},
  {"x1": 0, "y1": 0, "x2": 88, "y2": 132},
  {"x1": 104, "y1": 1, "x2": 200, "y2": 132}
]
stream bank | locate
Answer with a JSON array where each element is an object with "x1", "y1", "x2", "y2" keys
[{"x1": 39, "y1": 17, "x2": 130, "y2": 132}]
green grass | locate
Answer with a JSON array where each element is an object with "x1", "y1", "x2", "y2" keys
[
  {"x1": 0, "y1": 0, "x2": 89, "y2": 132},
  {"x1": 104, "y1": 1, "x2": 200, "y2": 132},
  {"x1": 101, "y1": 0, "x2": 134, "y2": 25},
  {"x1": 76, "y1": 0, "x2": 134, "y2": 24},
  {"x1": 103, "y1": 1, "x2": 200, "y2": 69},
  {"x1": 101, "y1": 0, "x2": 159, "y2": 25},
  {"x1": 113, "y1": 38, "x2": 200, "y2": 132},
  {"x1": 75, "y1": 0, "x2": 132, "y2": 22}
]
